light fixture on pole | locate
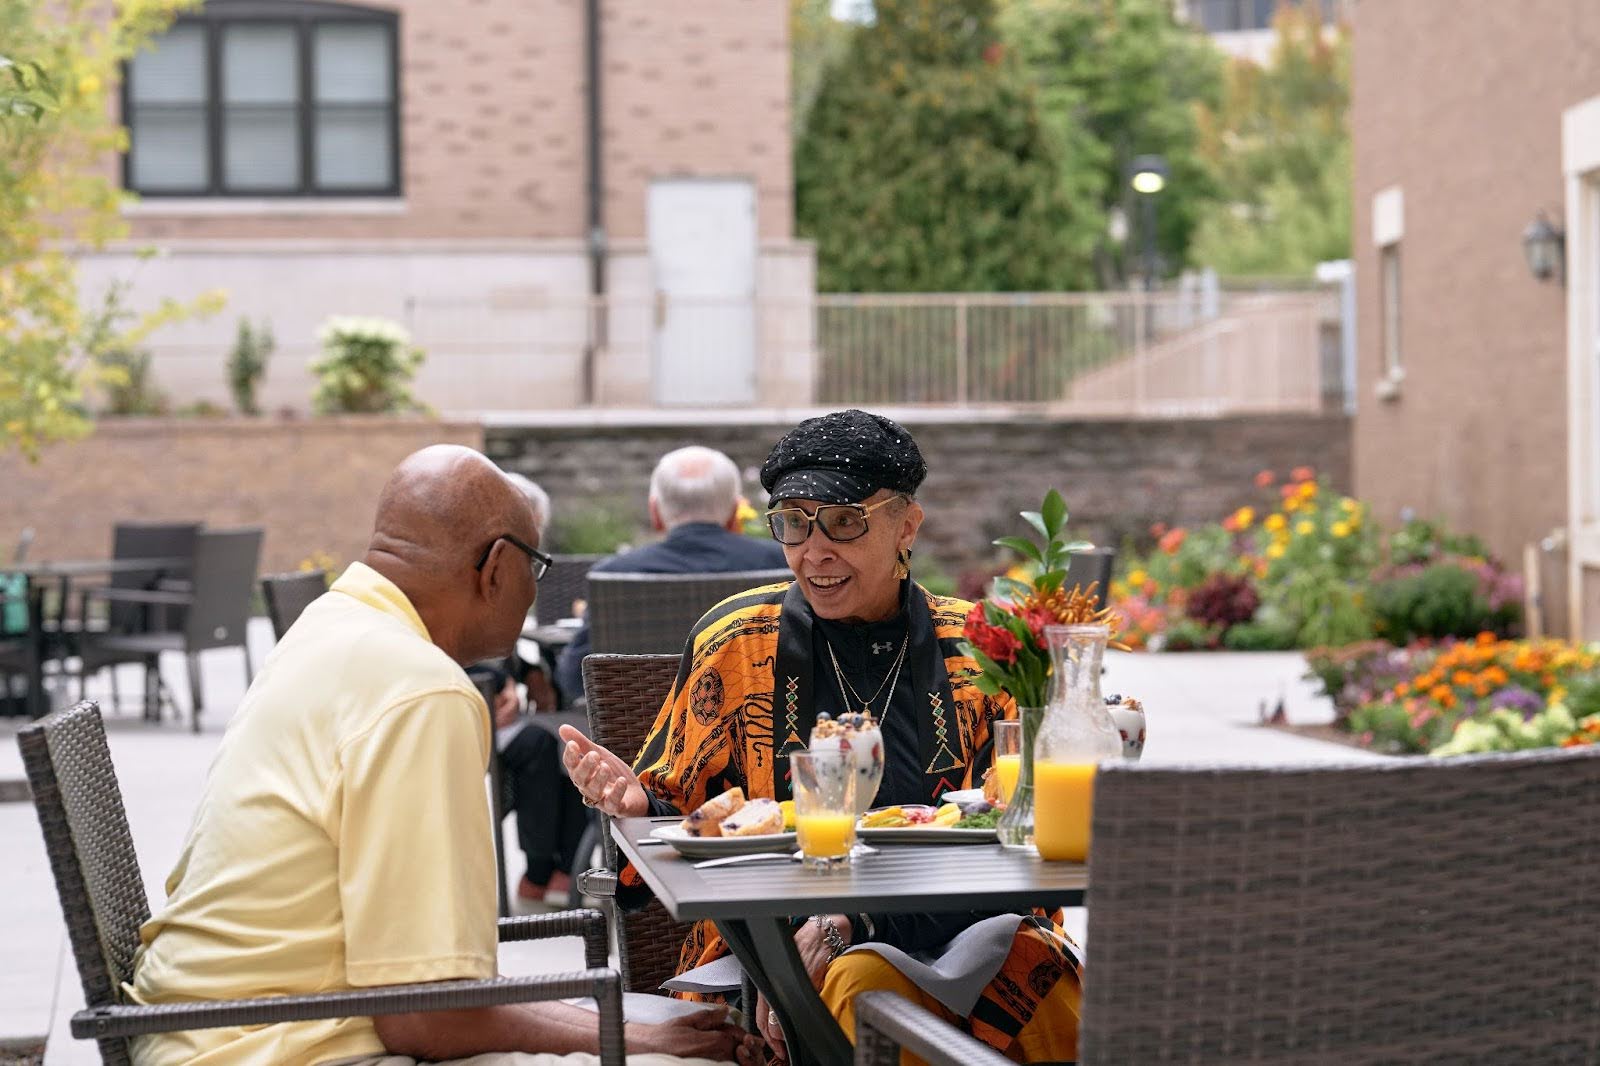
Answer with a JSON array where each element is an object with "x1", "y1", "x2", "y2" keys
[
  {"x1": 1125, "y1": 154, "x2": 1169, "y2": 291},
  {"x1": 1522, "y1": 211, "x2": 1565, "y2": 284}
]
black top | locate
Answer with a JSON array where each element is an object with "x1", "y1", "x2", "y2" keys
[{"x1": 554, "y1": 523, "x2": 788, "y2": 698}]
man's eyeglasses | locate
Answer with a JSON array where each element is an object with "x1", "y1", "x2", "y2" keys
[
  {"x1": 765, "y1": 495, "x2": 905, "y2": 546},
  {"x1": 475, "y1": 533, "x2": 553, "y2": 581}
]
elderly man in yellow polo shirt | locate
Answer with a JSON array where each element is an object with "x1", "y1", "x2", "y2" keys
[{"x1": 125, "y1": 446, "x2": 759, "y2": 1066}]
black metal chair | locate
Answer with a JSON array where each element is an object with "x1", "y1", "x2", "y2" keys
[
  {"x1": 587, "y1": 570, "x2": 792, "y2": 655},
  {"x1": 74, "y1": 521, "x2": 202, "y2": 717},
  {"x1": 80, "y1": 528, "x2": 263, "y2": 732},
  {"x1": 18, "y1": 700, "x2": 624, "y2": 1066},
  {"x1": 261, "y1": 570, "x2": 328, "y2": 641},
  {"x1": 1064, "y1": 546, "x2": 1116, "y2": 610}
]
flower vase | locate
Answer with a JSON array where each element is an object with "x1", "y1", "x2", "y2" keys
[
  {"x1": 996, "y1": 705, "x2": 1043, "y2": 851},
  {"x1": 1033, "y1": 624, "x2": 1122, "y2": 862}
]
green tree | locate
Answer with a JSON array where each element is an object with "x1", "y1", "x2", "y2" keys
[
  {"x1": 0, "y1": 0, "x2": 223, "y2": 459},
  {"x1": 997, "y1": 0, "x2": 1225, "y2": 286},
  {"x1": 791, "y1": 0, "x2": 857, "y2": 139},
  {"x1": 1189, "y1": 1, "x2": 1351, "y2": 276},
  {"x1": 795, "y1": 0, "x2": 1091, "y2": 292}
]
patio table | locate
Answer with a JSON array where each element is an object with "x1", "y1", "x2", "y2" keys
[
  {"x1": 8, "y1": 557, "x2": 191, "y2": 718},
  {"x1": 611, "y1": 815, "x2": 1087, "y2": 1066}
]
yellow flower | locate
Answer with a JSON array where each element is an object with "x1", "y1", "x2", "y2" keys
[
  {"x1": 1340, "y1": 497, "x2": 1360, "y2": 512},
  {"x1": 1266, "y1": 543, "x2": 1286, "y2": 560},
  {"x1": 1233, "y1": 506, "x2": 1255, "y2": 530},
  {"x1": 1283, "y1": 495, "x2": 1301, "y2": 513},
  {"x1": 1331, "y1": 521, "x2": 1351, "y2": 538},
  {"x1": 735, "y1": 499, "x2": 759, "y2": 524},
  {"x1": 1295, "y1": 520, "x2": 1315, "y2": 537},
  {"x1": 1264, "y1": 513, "x2": 1287, "y2": 532},
  {"x1": 1297, "y1": 481, "x2": 1318, "y2": 500},
  {"x1": 1127, "y1": 569, "x2": 1148, "y2": 588},
  {"x1": 77, "y1": 74, "x2": 102, "y2": 98}
]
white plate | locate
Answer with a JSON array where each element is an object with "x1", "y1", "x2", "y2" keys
[
  {"x1": 855, "y1": 825, "x2": 998, "y2": 845},
  {"x1": 648, "y1": 824, "x2": 798, "y2": 859},
  {"x1": 941, "y1": 788, "x2": 986, "y2": 806}
]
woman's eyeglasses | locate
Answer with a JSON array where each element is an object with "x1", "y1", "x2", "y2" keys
[
  {"x1": 765, "y1": 495, "x2": 904, "y2": 545},
  {"x1": 475, "y1": 534, "x2": 553, "y2": 581}
]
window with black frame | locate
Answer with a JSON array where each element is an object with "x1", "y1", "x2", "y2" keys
[{"x1": 124, "y1": 0, "x2": 399, "y2": 197}]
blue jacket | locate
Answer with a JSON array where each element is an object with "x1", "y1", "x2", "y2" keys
[{"x1": 553, "y1": 523, "x2": 788, "y2": 699}]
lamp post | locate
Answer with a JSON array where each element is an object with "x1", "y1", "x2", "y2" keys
[{"x1": 1126, "y1": 154, "x2": 1169, "y2": 293}]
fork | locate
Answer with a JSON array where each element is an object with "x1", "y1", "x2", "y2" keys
[{"x1": 692, "y1": 852, "x2": 803, "y2": 869}]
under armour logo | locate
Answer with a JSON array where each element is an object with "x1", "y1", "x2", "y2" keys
[{"x1": 871, "y1": 641, "x2": 895, "y2": 655}]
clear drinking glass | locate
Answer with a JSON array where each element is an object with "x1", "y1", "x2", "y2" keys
[
  {"x1": 791, "y1": 750, "x2": 858, "y2": 869},
  {"x1": 992, "y1": 719, "x2": 1022, "y2": 805}
]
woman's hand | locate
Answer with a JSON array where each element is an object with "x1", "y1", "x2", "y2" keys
[
  {"x1": 558, "y1": 724, "x2": 650, "y2": 818},
  {"x1": 794, "y1": 914, "x2": 851, "y2": 989},
  {"x1": 754, "y1": 992, "x2": 788, "y2": 1064},
  {"x1": 629, "y1": 1006, "x2": 765, "y2": 1064}
]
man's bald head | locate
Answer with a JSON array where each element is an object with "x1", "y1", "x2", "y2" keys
[{"x1": 363, "y1": 445, "x2": 539, "y2": 664}]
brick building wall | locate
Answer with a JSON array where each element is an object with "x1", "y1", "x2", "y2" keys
[
  {"x1": 1351, "y1": 1, "x2": 1599, "y2": 566},
  {"x1": 1, "y1": 414, "x2": 1348, "y2": 587},
  {"x1": 0, "y1": 419, "x2": 482, "y2": 575},
  {"x1": 119, "y1": 0, "x2": 791, "y2": 242}
]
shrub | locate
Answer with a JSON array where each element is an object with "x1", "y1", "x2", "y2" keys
[
  {"x1": 1369, "y1": 558, "x2": 1522, "y2": 645},
  {"x1": 1222, "y1": 603, "x2": 1299, "y2": 651},
  {"x1": 97, "y1": 347, "x2": 167, "y2": 416},
  {"x1": 547, "y1": 499, "x2": 638, "y2": 555},
  {"x1": 1185, "y1": 572, "x2": 1258, "y2": 629},
  {"x1": 228, "y1": 317, "x2": 273, "y2": 415},
  {"x1": 1162, "y1": 616, "x2": 1221, "y2": 651},
  {"x1": 310, "y1": 316, "x2": 424, "y2": 414}
]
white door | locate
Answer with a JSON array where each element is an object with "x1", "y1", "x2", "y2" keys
[{"x1": 648, "y1": 179, "x2": 757, "y2": 405}]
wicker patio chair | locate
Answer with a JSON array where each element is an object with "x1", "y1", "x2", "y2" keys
[
  {"x1": 852, "y1": 990, "x2": 1014, "y2": 1066},
  {"x1": 260, "y1": 569, "x2": 328, "y2": 641},
  {"x1": 587, "y1": 570, "x2": 791, "y2": 656},
  {"x1": 18, "y1": 701, "x2": 624, "y2": 1065},
  {"x1": 541, "y1": 553, "x2": 606, "y2": 622},
  {"x1": 1063, "y1": 546, "x2": 1115, "y2": 610},
  {"x1": 1078, "y1": 748, "x2": 1600, "y2": 1065},
  {"x1": 576, "y1": 653, "x2": 697, "y2": 995}
]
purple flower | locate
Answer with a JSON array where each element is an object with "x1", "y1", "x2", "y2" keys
[{"x1": 1489, "y1": 685, "x2": 1544, "y2": 721}]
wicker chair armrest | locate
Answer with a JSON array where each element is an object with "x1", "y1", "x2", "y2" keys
[
  {"x1": 82, "y1": 586, "x2": 194, "y2": 606},
  {"x1": 72, "y1": 969, "x2": 618, "y2": 1040},
  {"x1": 576, "y1": 866, "x2": 617, "y2": 900},
  {"x1": 852, "y1": 990, "x2": 1014, "y2": 1066},
  {"x1": 497, "y1": 907, "x2": 605, "y2": 943}
]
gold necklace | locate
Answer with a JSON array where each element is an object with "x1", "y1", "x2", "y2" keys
[{"x1": 824, "y1": 633, "x2": 909, "y2": 725}]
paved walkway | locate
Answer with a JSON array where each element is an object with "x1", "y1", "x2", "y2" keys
[{"x1": 0, "y1": 622, "x2": 1373, "y2": 1062}]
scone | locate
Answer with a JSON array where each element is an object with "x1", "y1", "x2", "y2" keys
[
  {"x1": 681, "y1": 786, "x2": 746, "y2": 837},
  {"x1": 720, "y1": 797, "x2": 783, "y2": 837}
]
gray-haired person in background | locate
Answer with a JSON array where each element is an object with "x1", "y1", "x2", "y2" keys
[{"x1": 553, "y1": 445, "x2": 787, "y2": 703}]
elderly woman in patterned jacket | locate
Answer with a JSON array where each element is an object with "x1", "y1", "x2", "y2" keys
[{"x1": 560, "y1": 409, "x2": 1082, "y2": 1064}]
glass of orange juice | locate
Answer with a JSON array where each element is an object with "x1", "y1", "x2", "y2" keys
[
  {"x1": 992, "y1": 720, "x2": 1022, "y2": 804},
  {"x1": 791, "y1": 750, "x2": 858, "y2": 869}
]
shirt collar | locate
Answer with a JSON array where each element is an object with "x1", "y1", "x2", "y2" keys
[{"x1": 330, "y1": 561, "x2": 432, "y2": 643}]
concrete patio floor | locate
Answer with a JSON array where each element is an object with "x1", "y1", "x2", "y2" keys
[{"x1": 0, "y1": 620, "x2": 1374, "y2": 1063}]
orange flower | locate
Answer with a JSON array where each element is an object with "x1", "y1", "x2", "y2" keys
[
  {"x1": 1475, "y1": 631, "x2": 1496, "y2": 646},
  {"x1": 1149, "y1": 522, "x2": 1168, "y2": 538},
  {"x1": 1222, "y1": 514, "x2": 1240, "y2": 533},
  {"x1": 1394, "y1": 681, "x2": 1411, "y2": 696},
  {"x1": 1159, "y1": 528, "x2": 1187, "y2": 554},
  {"x1": 1428, "y1": 684, "x2": 1453, "y2": 704},
  {"x1": 1254, "y1": 469, "x2": 1276, "y2": 488},
  {"x1": 1451, "y1": 670, "x2": 1475, "y2": 688},
  {"x1": 1291, "y1": 466, "x2": 1315, "y2": 482}
]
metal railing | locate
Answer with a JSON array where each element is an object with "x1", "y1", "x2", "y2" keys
[{"x1": 118, "y1": 288, "x2": 1337, "y2": 418}]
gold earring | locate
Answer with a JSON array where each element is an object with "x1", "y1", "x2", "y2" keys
[{"x1": 894, "y1": 547, "x2": 911, "y2": 580}]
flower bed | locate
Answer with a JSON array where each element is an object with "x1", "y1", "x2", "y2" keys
[
  {"x1": 1305, "y1": 635, "x2": 1600, "y2": 755},
  {"x1": 1106, "y1": 468, "x2": 1524, "y2": 652}
]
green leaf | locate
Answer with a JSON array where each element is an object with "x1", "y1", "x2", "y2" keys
[
  {"x1": 992, "y1": 576, "x2": 1033, "y2": 604},
  {"x1": 993, "y1": 535, "x2": 1043, "y2": 565},
  {"x1": 1037, "y1": 568, "x2": 1068, "y2": 595},
  {"x1": 1019, "y1": 511, "x2": 1049, "y2": 542},
  {"x1": 1040, "y1": 489, "x2": 1067, "y2": 538}
]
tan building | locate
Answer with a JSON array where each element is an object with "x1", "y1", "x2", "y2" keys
[
  {"x1": 1350, "y1": 0, "x2": 1600, "y2": 635},
  {"x1": 86, "y1": 0, "x2": 814, "y2": 413}
]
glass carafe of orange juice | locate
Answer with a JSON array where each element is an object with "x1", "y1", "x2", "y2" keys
[{"x1": 1033, "y1": 624, "x2": 1121, "y2": 862}]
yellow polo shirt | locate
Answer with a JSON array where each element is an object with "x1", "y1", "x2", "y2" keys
[{"x1": 127, "y1": 562, "x2": 497, "y2": 1066}]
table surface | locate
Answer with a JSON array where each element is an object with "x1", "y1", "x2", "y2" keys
[
  {"x1": 612, "y1": 815, "x2": 1087, "y2": 921},
  {"x1": 12, "y1": 556, "x2": 191, "y2": 578}
]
